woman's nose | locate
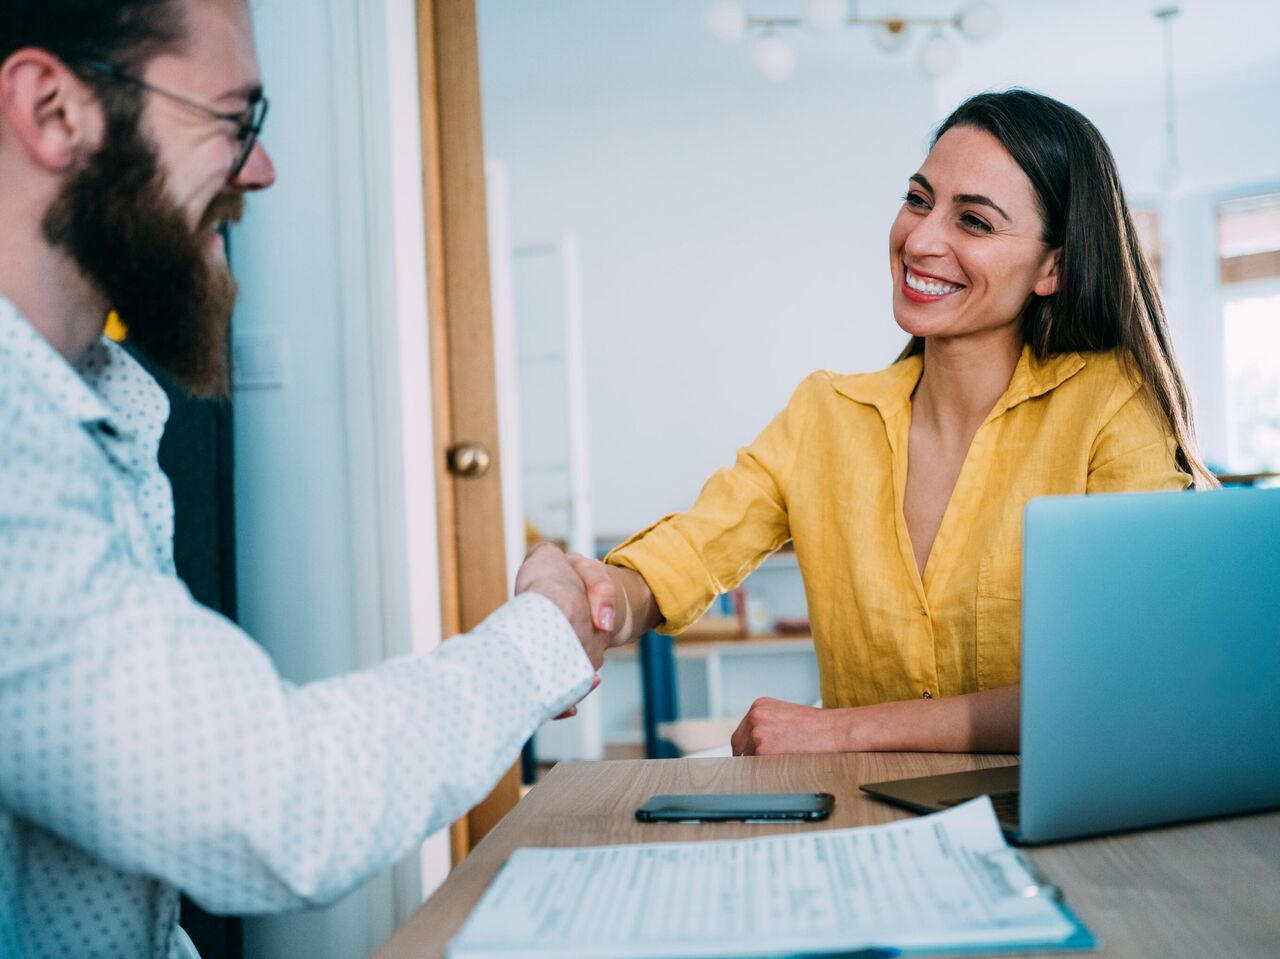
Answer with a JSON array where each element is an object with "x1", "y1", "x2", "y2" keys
[{"x1": 902, "y1": 210, "x2": 949, "y2": 259}]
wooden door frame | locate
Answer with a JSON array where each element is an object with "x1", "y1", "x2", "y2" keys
[{"x1": 415, "y1": 0, "x2": 521, "y2": 861}]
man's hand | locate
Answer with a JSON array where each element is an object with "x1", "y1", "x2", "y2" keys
[
  {"x1": 514, "y1": 542, "x2": 612, "y2": 670},
  {"x1": 730, "y1": 697, "x2": 854, "y2": 756}
]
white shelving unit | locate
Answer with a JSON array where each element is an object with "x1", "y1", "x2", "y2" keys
[{"x1": 599, "y1": 635, "x2": 820, "y2": 751}]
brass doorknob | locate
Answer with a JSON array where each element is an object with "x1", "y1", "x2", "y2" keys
[{"x1": 447, "y1": 442, "x2": 492, "y2": 478}]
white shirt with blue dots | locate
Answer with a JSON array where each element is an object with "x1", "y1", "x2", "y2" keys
[{"x1": 0, "y1": 297, "x2": 596, "y2": 959}]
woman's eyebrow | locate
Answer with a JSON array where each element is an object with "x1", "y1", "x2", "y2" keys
[
  {"x1": 910, "y1": 173, "x2": 1011, "y2": 223},
  {"x1": 955, "y1": 192, "x2": 1011, "y2": 223}
]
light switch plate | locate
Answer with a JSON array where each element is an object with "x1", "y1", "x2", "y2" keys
[{"x1": 232, "y1": 331, "x2": 286, "y2": 390}]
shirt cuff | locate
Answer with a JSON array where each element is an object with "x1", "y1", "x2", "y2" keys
[
  {"x1": 606, "y1": 519, "x2": 720, "y2": 635},
  {"x1": 473, "y1": 592, "x2": 596, "y2": 717}
]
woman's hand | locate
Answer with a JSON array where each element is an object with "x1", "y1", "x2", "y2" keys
[
  {"x1": 731, "y1": 698, "x2": 854, "y2": 756},
  {"x1": 562, "y1": 552, "x2": 618, "y2": 635}
]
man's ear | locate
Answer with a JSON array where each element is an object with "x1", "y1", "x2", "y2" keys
[
  {"x1": 0, "y1": 49, "x2": 103, "y2": 171},
  {"x1": 1033, "y1": 247, "x2": 1061, "y2": 298}
]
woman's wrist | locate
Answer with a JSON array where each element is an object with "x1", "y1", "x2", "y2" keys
[
  {"x1": 603, "y1": 563, "x2": 658, "y2": 646},
  {"x1": 838, "y1": 701, "x2": 905, "y2": 752}
]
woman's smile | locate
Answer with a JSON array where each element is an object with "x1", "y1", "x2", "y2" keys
[{"x1": 903, "y1": 264, "x2": 965, "y2": 301}]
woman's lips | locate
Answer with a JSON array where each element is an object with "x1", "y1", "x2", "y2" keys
[{"x1": 902, "y1": 265, "x2": 964, "y2": 302}]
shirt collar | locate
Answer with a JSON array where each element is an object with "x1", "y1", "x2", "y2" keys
[
  {"x1": 831, "y1": 343, "x2": 1087, "y2": 421},
  {"x1": 0, "y1": 296, "x2": 169, "y2": 462},
  {"x1": 991, "y1": 344, "x2": 1087, "y2": 420}
]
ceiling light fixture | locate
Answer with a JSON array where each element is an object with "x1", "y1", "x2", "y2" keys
[
  {"x1": 705, "y1": 1, "x2": 1001, "y2": 81},
  {"x1": 1153, "y1": 5, "x2": 1180, "y2": 190}
]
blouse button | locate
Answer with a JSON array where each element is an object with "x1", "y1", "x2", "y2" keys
[{"x1": 922, "y1": 690, "x2": 933, "y2": 699}]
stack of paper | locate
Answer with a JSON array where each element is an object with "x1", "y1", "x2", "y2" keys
[{"x1": 448, "y1": 797, "x2": 1092, "y2": 958}]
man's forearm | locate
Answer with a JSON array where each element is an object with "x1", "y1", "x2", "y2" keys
[
  {"x1": 844, "y1": 684, "x2": 1021, "y2": 753},
  {"x1": 1, "y1": 584, "x2": 594, "y2": 914}
]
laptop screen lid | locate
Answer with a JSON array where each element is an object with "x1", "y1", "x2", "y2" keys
[{"x1": 1019, "y1": 488, "x2": 1280, "y2": 843}]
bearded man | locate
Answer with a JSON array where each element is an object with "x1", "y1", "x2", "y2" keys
[{"x1": 0, "y1": 3, "x2": 615, "y2": 957}]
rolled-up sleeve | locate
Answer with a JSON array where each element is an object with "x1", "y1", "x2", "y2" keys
[{"x1": 606, "y1": 373, "x2": 820, "y2": 633}]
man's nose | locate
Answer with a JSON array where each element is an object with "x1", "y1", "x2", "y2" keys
[{"x1": 232, "y1": 142, "x2": 276, "y2": 192}]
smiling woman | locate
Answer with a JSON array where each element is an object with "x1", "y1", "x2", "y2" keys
[{"x1": 535, "y1": 88, "x2": 1215, "y2": 759}]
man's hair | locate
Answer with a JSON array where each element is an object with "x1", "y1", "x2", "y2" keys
[{"x1": 0, "y1": 1, "x2": 185, "y2": 76}]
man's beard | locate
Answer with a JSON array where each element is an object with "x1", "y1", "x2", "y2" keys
[{"x1": 42, "y1": 105, "x2": 242, "y2": 399}]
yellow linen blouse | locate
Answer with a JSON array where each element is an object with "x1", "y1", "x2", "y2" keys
[{"x1": 606, "y1": 346, "x2": 1191, "y2": 709}]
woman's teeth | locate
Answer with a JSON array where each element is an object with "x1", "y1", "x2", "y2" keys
[{"x1": 905, "y1": 269, "x2": 962, "y2": 296}]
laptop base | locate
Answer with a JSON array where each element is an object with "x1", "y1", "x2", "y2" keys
[{"x1": 861, "y1": 764, "x2": 1022, "y2": 840}]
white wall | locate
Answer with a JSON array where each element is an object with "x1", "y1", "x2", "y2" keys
[
  {"x1": 230, "y1": 1, "x2": 442, "y2": 957},
  {"x1": 478, "y1": 0, "x2": 935, "y2": 537},
  {"x1": 480, "y1": 1, "x2": 1280, "y2": 533}
]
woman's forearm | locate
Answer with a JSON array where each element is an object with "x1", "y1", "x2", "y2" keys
[
  {"x1": 845, "y1": 684, "x2": 1021, "y2": 753},
  {"x1": 604, "y1": 563, "x2": 662, "y2": 646}
]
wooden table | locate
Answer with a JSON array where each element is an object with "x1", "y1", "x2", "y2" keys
[{"x1": 375, "y1": 753, "x2": 1280, "y2": 958}]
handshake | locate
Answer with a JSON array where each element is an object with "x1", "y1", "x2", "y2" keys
[
  {"x1": 514, "y1": 542, "x2": 625, "y2": 671},
  {"x1": 512, "y1": 544, "x2": 804, "y2": 756},
  {"x1": 515, "y1": 542, "x2": 660, "y2": 717}
]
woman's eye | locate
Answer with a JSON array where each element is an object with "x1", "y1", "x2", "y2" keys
[
  {"x1": 961, "y1": 213, "x2": 993, "y2": 233},
  {"x1": 903, "y1": 191, "x2": 929, "y2": 209}
]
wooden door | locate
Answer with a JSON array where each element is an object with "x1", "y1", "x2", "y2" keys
[{"x1": 415, "y1": 0, "x2": 519, "y2": 860}]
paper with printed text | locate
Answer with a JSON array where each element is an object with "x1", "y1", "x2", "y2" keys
[{"x1": 447, "y1": 797, "x2": 1083, "y2": 958}]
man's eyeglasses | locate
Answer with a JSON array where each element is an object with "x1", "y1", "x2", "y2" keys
[{"x1": 69, "y1": 57, "x2": 269, "y2": 179}]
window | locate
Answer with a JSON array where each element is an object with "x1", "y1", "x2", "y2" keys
[
  {"x1": 1219, "y1": 192, "x2": 1280, "y2": 285},
  {"x1": 1220, "y1": 192, "x2": 1280, "y2": 473},
  {"x1": 1223, "y1": 288, "x2": 1280, "y2": 472}
]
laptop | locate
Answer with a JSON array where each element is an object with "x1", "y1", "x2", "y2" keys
[{"x1": 861, "y1": 487, "x2": 1280, "y2": 844}]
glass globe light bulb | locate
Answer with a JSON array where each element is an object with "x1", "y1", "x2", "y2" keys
[
  {"x1": 918, "y1": 31, "x2": 959, "y2": 77},
  {"x1": 957, "y1": 1, "x2": 1001, "y2": 42},
  {"x1": 753, "y1": 32, "x2": 796, "y2": 81},
  {"x1": 804, "y1": 0, "x2": 848, "y2": 33},
  {"x1": 706, "y1": 1, "x2": 747, "y2": 44},
  {"x1": 871, "y1": 18, "x2": 911, "y2": 53}
]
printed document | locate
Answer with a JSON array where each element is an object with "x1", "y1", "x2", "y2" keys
[{"x1": 447, "y1": 797, "x2": 1085, "y2": 958}]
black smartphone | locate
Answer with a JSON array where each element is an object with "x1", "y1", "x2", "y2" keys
[{"x1": 635, "y1": 792, "x2": 834, "y2": 823}]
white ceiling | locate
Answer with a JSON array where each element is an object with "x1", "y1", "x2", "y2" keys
[
  {"x1": 479, "y1": 1, "x2": 1280, "y2": 98},
  {"x1": 930, "y1": 0, "x2": 1280, "y2": 103},
  {"x1": 708, "y1": 0, "x2": 1280, "y2": 99}
]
